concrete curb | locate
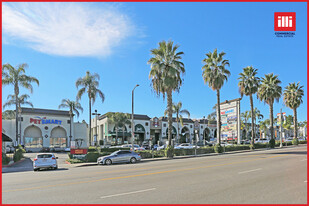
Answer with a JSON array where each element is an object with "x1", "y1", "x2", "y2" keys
[
  {"x1": 67, "y1": 144, "x2": 306, "y2": 167},
  {"x1": 2, "y1": 158, "x2": 29, "y2": 168}
]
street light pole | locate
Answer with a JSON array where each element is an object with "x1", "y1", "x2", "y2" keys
[
  {"x1": 131, "y1": 84, "x2": 139, "y2": 152},
  {"x1": 92, "y1": 110, "x2": 101, "y2": 146},
  {"x1": 280, "y1": 108, "x2": 283, "y2": 148}
]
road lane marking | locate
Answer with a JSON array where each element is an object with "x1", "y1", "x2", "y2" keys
[
  {"x1": 3, "y1": 153, "x2": 290, "y2": 193},
  {"x1": 238, "y1": 168, "x2": 262, "y2": 174},
  {"x1": 100, "y1": 188, "x2": 156, "y2": 199}
]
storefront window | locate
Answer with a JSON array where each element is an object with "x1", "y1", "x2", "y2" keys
[
  {"x1": 50, "y1": 137, "x2": 67, "y2": 148},
  {"x1": 24, "y1": 137, "x2": 43, "y2": 148}
]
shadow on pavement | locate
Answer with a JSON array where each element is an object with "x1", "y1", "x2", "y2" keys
[
  {"x1": 35, "y1": 168, "x2": 69, "y2": 172},
  {"x1": 265, "y1": 151, "x2": 307, "y2": 155}
]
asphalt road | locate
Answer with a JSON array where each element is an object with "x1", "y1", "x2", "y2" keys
[{"x1": 2, "y1": 146, "x2": 307, "y2": 204}]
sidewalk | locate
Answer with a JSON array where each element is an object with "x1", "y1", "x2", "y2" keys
[
  {"x1": 2, "y1": 158, "x2": 33, "y2": 173},
  {"x1": 70, "y1": 145, "x2": 306, "y2": 167}
]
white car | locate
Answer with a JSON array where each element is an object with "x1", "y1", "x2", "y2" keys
[
  {"x1": 174, "y1": 143, "x2": 199, "y2": 149},
  {"x1": 220, "y1": 142, "x2": 233, "y2": 147},
  {"x1": 121, "y1": 144, "x2": 145, "y2": 151},
  {"x1": 33, "y1": 153, "x2": 58, "y2": 171}
]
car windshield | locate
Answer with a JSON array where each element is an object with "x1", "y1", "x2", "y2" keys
[
  {"x1": 110, "y1": 151, "x2": 119, "y2": 156},
  {"x1": 37, "y1": 154, "x2": 53, "y2": 158}
]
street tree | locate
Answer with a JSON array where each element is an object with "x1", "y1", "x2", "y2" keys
[
  {"x1": 148, "y1": 40, "x2": 185, "y2": 157},
  {"x1": 2, "y1": 63, "x2": 39, "y2": 144},
  {"x1": 202, "y1": 48, "x2": 230, "y2": 145},
  {"x1": 283, "y1": 82, "x2": 304, "y2": 139},
  {"x1": 257, "y1": 73, "x2": 282, "y2": 144},
  {"x1": 58, "y1": 99, "x2": 83, "y2": 146},
  {"x1": 238, "y1": 66, "x2": 260, "y2": 146},
  {"x1": 76, "y1": 71, "x2": 105, "y2": 145}
]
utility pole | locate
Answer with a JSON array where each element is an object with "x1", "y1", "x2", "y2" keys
[
  {"x1": 92, "y1": 110, "x2": 101, "y2": 146},
  {"x1": 280, "y1": 108, "x2": 283, "y2": 148},
  {"x1": 131, "y1": 84, "x2": 139, "y2": 152}
]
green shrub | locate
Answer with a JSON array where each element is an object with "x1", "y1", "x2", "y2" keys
[
  {"x1": 66, "y1": 159, "x2": 85, "y2": 164},
  {"x1": 254, "y1": 143, "x2": 268, "y2": 149},
  {"x1": 165, "y1": 145, "x2": 174, "y2": 158},
  {"x1": 99, "y1": 140, "x2": 104, "y2": 145},
  {"x1": 2, "y1": 153, "x2": 11, "y2": 165},
  {"x1": 86, "y1": 152, "x2": 100, "y2": 162},
  {"x1": 269, "y1": 139, "x2": 275, "y2": 148},
  {"x1": 214, "y1": 144, "x2": 223, "y2": 153},
  {"x1": 299, "y1": 140, "x2": 307, "y2": 144},
  {"x1": 138, "y1": 151, "x2": 153, "y2": 159},
  {"x1": 13, "y1": 149, "x2": 24, "y2": 162},
  {"x1": 88, "y1": 146, "x2": 98, "y2": 152},
  {"x1": 100, "y1": 147, "x2": 131, "y2": 153},
  {"x1": 292, "y1": 138, "x2": 299, "y2": 145}
]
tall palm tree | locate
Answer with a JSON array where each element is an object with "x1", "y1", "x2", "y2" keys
[
  {"x1": 76, "y1": 71, "x2": 105, "y2": 146},
  {"x1": 241, "y1": 111, "x2": 250, "y2": 140},
  {"x1": 3, "y1": 94, "x2": 34, "y2": 109},
  {"x1": 164, "y1": 102, "x2": 190, "y2": 144},
  {"x1": 238, "y1": 66, "x2": 260, "y2": 145},
  {"x1": 259, "y1": 120, "x2": 268, "y2": 139},
  {"x1": 58, "y1": 99, "x2": 83, "y2": 147},
  {"x1": 2, "y1": 63, "x2": 39, "y2": 144},
  {"x1": 202, "y1": 49, "x2": 230, "y2": 145},
  {"x1": 257, "y1": 73, "x2": 282, "y2": 142},
  {"x1": 148, "y1": 40, "x2": 185, "y2": 151},
  {"x1": 283, "y1": 82, "x2": 304, "y2": 139}
]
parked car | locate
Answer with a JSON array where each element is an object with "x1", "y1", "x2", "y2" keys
[
  {"x1": 97, "y1": 150, "x2": 141, "y2": 165},
  {"x1": 6, "y1": 145, "x2": 15, "y2": 153},
  {"x1": 220, "y1": 142, "x2": 233, "y2": 147},
  {"x1": 64, "y1": 148, "x2": 70, "y2": 152},
  {"x1": 121, "y1": 144, "x2": 145, "y2": 151},
  {"x1": 174, "y1": 143, "x2": 199, "y2": 149},
  {"x1": 142, "y1": 143, "x2": 151, "y2": 150},
  {"x1": 33, "y1": 153, "x2": 58, "y2": 171},
  {"x1": 156, "y1": 144, "x2": 166, "y2": 150}
]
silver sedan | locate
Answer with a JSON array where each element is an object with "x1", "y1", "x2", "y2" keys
[{"x1": 97, "y1": 150, "x2": 141, "y2": 165}]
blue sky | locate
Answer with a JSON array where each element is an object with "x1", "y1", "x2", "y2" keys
[{"x1": 2, "y1": 2, "x2": 307, "y2": 123}]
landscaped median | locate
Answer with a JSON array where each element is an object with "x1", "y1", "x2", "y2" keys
[
  {"x1": 65, "y1": 140, "x2": 307, "y2": 164},
  {"x1": 2, "y1": 145, "x2": 26, "y2": 166}
]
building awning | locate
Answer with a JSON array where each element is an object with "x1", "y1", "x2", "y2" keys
[{"x1": 2, "y1": 133, "x2": 13, "y2": 142}]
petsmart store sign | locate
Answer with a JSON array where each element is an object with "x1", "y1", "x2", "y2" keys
[{"x1": 30, "y1": 116, "x2": 62, "y2": 125}]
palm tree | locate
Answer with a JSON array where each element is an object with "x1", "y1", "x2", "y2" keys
[
  {"x1": 118, "y1": 113, "x2": 131, "y2": 144},
  {"x1": 248, "y1": 107, "x2": 264, "y2": 137},
  {"x1": 259, "y1": 120, "x2": 268, "y2": 139},
  {"x1": 283, "y1": 82, "x2": 304, "y2": 139},
  {"x1": 58, "y1": 99, "x2": 83, "y2": 147},
  {"x1": 76, "y1": 71, "x2": 105, "y2": 146},
  {"x1": 3, "y1": 94, "x2": 34, "y2": 109},
  {"x1": 202, "y1": 49, "x2": 230, "y2": 145},
  {"x1": 148, "y1": 40, "x2": 185, "y2": 151},
  {"x1": 257, "y1": 73, "x2": 282, "y2": 142},
  {"x1": 2, "y1": 110, "x2": 15, "y2": 120},
  {"x1": 241, "y1": 111, "x2": 250, "y2": 140},
  {"x1": 238, "y1": 66, "x2": 260, "y2": 145},
  {"x1": 107, "y1": 112, "x2": 130, "y2": 145},
  {"x1": 2, "y1": 63, "x2": 39, "y2": 144},
  {"x1": 164, "y1": 102, "x2": 190, "y2": 144}
]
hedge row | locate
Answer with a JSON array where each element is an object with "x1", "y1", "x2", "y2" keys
[{"x1": 2, "y1": 153, "x2": 11, "y2": 165}]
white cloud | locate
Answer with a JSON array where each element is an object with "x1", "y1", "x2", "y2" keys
[{"x1": 3, "y1": 3, "x2": 135, "y2": 57}]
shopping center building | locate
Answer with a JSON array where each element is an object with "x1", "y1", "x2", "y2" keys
[
  {"x1": 2, "y1": 107, "x2": 88, "y2": 152},
  {"x1": 90, "y1": 112, "x2": 217, "y2": 145}
]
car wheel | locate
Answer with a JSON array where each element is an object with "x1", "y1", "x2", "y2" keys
[
  {"x1": 34, "y1": 168, "x2": 39, "y2": 171},
  {"x1": 105, "y1": 159, "x2": 112, "y2": 165},
  {"x1": 130, "y1": 157, "x2": 137, "y2": 164}
]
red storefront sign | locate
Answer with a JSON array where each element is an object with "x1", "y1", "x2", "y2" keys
[{"x1": 70, "y1": 149, "x2": 88, "y2": 154}]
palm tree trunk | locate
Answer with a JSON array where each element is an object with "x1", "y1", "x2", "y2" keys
[
  {"x1": 89, "y1": 97, "x2": 92, "y2": 146},
  {"x1": 177, "y1": 118, "x2": 180, "y2": 144},
  {"x1": 70, "y1": 110, "x2": 73, "y2": 148},
  {"x1": 122, "y1": 126, "x2": 125, "y2": 144},
  {"x1": 250, "y1": 95, "x2": 255, "y2": 145},
  {"x1": 15, "y1": 92, "x2": 19, "y2": 146},
  {"x1": 293, "y1": 108, "x2": 298, "y2": 139},
  {"x1": 245, "y1": 118, "x2": 248, "y2": 140},
  {"x1": 167, "y1": 89, "x2": 173, "y2": 146},
  {"x1": 270, "y1": 103, "x2": 274, "y2": 140},
  {"x1": 216, "y1": 89, "x2": 221, "y2": 145},
  {"x1": 115, "y1": 128, "x2": 118, "y2": 145}
]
